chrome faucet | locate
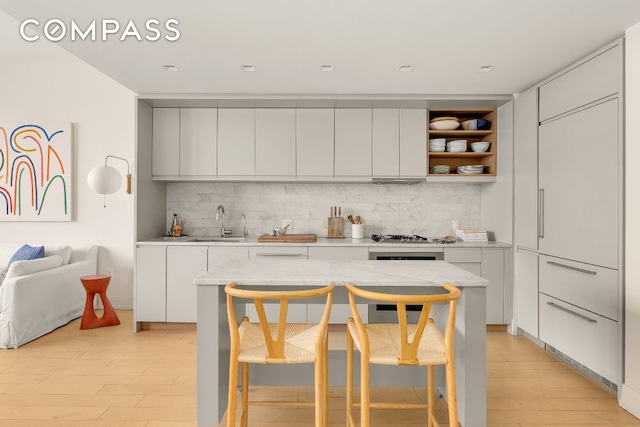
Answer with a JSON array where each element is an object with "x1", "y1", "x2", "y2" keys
[
  {"x1": 215, "y1": 205, "x2": 232, "y2": 237},
  {"x1": 240, "y1": 213, "x2": 248, "y2": 237}
]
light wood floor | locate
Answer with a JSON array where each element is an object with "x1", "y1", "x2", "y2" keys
[{"x1": 0, "y1": 311, "x2": 637, "y2": 426}]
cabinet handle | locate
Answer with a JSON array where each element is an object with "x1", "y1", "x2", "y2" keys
[
  {"x1": 539, "y1": 188, "x2": 544, "y2": 238},
  {"x1": 546, "y1": 261, "x2": 597, "y2": 275},
  {"x1": 546, "y1": 301, "x2": 597, "y2": 323},
  {"x1": 255, "y1": 253, "x2": 302, "y2": 257}
]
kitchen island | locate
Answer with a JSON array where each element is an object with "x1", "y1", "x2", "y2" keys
[{"x1": 194, "y1": 259, "x2": 487, "y2": 427}]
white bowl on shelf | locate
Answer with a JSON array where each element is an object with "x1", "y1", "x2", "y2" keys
[
  {"x1": 470, "y1": 141, "x2": 490, "y2": 152},
  {"x1": 429, "y1": 120, "x2": 459, "y2": 130}
]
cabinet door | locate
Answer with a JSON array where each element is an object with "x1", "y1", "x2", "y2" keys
[
  {"x1": 539, "y1": 44, "x2": 621, "y2": 121},
  {"x1": 399, "y1": 109, "x2": 427, "y2": 177},
  {"x1": 152, "y1": 108, "x2": 179, "y2": 176},
  {"x1": 482, "y1": 248, "x2": 505, "y2": 325},
  {"x1": 334, "y1": 109, "x2": 373, "y2": 177},
  {"x1": 217, "y1": 108, "x2": 255, "y2": 176},
  {"x1": 514, "y1": 248, "x2": 538, "y2": 337},
  {"x1": 180, "y1": 108, "x2": 217, "y2": 177},
  {"x1": 514, "y1": 88, "x2": 539, "y2": 250},
  {"x1": 166, "y1": 246, "x2": 208, "y2": 322},
  {"x1": 307, "y1": 246, "x2": 369, "y2": 324},
  {"x1": 208, "y1": 246, "x2": 249, "y2": 269},
  {"x1": 373, "y1": 109, "x2": 399, "y2": 177},
  {"x1": 296, "y1": 109, "x2": 334, "y2": 177},
  {"x1": 135, "y1": 246, "x2": 167, "y2": 322},
  {"x1": 255, "y1": 108, "x2": 296, "y2": 176},
  {"x1": 538, "y1": 99, "x2": 618, "y2": 268}
]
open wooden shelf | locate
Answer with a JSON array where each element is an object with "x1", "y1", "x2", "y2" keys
[{"x1": 427, "y1": 109, "x2": 497, "y2": 181}]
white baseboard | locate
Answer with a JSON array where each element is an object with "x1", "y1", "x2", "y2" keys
[{"x1": 620, "y1": 383, "x2": 640, "y2": 418}]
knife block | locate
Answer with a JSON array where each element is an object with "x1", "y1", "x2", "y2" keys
[{"x1": 327, "y1": 217, "x2": 344, "y2": 238}]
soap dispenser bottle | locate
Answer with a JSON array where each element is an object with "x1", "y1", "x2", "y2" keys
[{"x1": 171, "y1": 213, "x2": 183, "y2": 237}]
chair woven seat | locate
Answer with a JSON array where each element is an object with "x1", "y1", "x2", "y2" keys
[
  {"x1": 238, "y1": 322, "x2": 320, "y2": 364},
  {"x1": 347, "y1": 322, "x2": 448, "y2": 366}
]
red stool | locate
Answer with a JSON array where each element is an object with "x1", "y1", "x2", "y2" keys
[{"x1": 80, "y1": 274, "x2": 120, "y2": 329}]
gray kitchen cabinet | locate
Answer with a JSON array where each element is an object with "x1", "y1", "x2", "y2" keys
[
  {"x1": 217, "y1": 108, "x2": 255, "y2": 176},
  {"x1": 539, "y1": 44, "x2": 621, "y2": 122},
  {"x1": 307, "y1": 246, "x2": 369, "y2": 324},
  {"x1": 399, "y1": 108, "x2": 427, "y2": 177},
  {"x1": 373, "y1": 109, "x2": 400, "y2": 177},
  {"x1": 514, "y1": 88, "x2": 539, "y2": 250},
  {"x1": 255, "y1": 108, "x2": 296, "y2": 176},
  {"x1": 514, "y1": 87, "x2": 540, "y2": 336},
  {"x1": 296, "y1": 108, "x2": 334, "y2": 177},
  {"x1": 334, "y1": 108, "x2": 373, "y2": 177},
  {"x1": 538, "y1": 99, "x2": 618, "y2": 269},
  {"x1": 248, "y1": 246, "x2": 307, "y2": 322},
  {"x1": 135, "y1": 246, "x2": 167, "y2": 322},
  {"x1": 444, "y1": 247, "x2": 508, "y2": 324},
  {"x1": 152, "y1": 108, "x2": 179, "y2": 177},
  {"x1": 208, "y1": 246, "x2": 249, "y2": 269},
  {"x1": 166, "y1": 246, "x2": 208, "y2": 322},
  {"x1": 514, "y1": 248, "x2": 539, "y2": 336},
  {"x1": 482, "y1": 248, "x2": 505, "y2": 325},
  {"x1": 179, "y1": 108, "x2": 217, "y2": 177}
]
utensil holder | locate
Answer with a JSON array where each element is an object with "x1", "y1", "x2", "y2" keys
[
  {"x1": 327, "y1": 217, "x2": 344, "y2": 238},
  {"x1": 352, "y1": 224, "x2": 364, "y2": 239}
]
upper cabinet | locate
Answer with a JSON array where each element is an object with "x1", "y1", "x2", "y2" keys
[
  {"x1": 152, "y1": 108, "x2": 180, "y2": 177},
  {"x1": 539, "y1": 45, "x2": 621, "y2": 122},
  {"x1": 334, "y1": 108, "x2": 373, "y2": 177},
  {"x1": 372, "y1": 108, "x2": 427, "y2": 178},
  {"x1": 427, "y1": 109, "x2": 497, "y2": 182},
  {"x1": 255, "y1": 108, "x2": 296, "y2": 177},
  {"x1": 217, "y1": 108, "x2": 255, "y2": 176},
  {"x1": 400, "y1": 109, "x2": 427, "y2": 177},
  {"x1": 152, "y1": 108, "x2": 217, "y2": 178},
  {"x1": 180, "y1": 108, "x2": 217, "y2": 177},
  {"x1": 296, "y1": 109, "x2": 335, "y2": 178}
]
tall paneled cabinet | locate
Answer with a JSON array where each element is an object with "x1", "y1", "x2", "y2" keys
[{"x1": 514, "y1": 39, "x2": 623, "y2": 391}]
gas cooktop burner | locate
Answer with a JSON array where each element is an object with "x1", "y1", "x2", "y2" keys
[{"x1": 371, "y1": 234, "x2": 457, "y2": 244}]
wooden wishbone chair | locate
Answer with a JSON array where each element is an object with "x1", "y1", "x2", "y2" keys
[
  {"x1": 344, "y1": 282, "x2": 461, "y2": 427},
  {"x1": 224, "y1": 281, "x2": 334, "y2": 427}
]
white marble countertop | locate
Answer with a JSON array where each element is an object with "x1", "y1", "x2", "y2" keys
[
  {"x1": 138, "y1": 235, "x2": 511, "y2": 249},
  {"x1": 194, "y1": 259, "x2": 488, "y2": 288}
]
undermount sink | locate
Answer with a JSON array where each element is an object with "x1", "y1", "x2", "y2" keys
[{"x1": 191, "y1": 236, "x2": 246, "y2": 242}]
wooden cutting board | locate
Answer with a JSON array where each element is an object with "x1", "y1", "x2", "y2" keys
[{"x1": 257, "y1": 234, "x2": 317, "y2": 243}]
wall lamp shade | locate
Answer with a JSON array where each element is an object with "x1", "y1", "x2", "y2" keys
[{"x1": 87, "y1": 155, "x2": 132, "y2": 195}]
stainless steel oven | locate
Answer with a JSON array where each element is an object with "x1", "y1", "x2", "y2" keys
[{"x1": 368, "y1": 248, "x2": 444, "y2": 322}]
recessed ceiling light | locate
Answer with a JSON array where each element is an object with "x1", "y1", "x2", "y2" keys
[
  {"x1": 162, "y1": 65, "x2": 180, "y2": 72},
  {"x1": 320, "y1": 65, "x2": 334, "y2": 72},
  {"x1": 476, "y1": 65, "x2": 495, "y2": 73},
  {"x1": 398, "y1": 65, "x2": 414, "y2": 72},
  {"x1": 241, "y1": 65, "x2": 256, "y2": 72}
]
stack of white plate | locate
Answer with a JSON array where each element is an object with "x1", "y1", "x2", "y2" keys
[
  {"x1": 447, "y1": 140, "x2": 468, "y2": 152},
  {"x1": 457, "y1": 165, "x2": 485, "y2": 174},
  {"x1": 429, "y1": 165, "x2": 450, "y2": 174},
  {"x1": 429, "y1": 138, "x2": 446, "y2": 152}
]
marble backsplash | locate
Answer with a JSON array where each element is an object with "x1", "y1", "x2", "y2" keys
[{"x1": 166, "y1": 182, "x2": 480, "y2": 239}]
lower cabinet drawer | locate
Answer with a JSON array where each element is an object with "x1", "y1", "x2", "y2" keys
[
  {"x1": 539, "y1": 293, "x2": 619, "y2": 384},
  {"x1": 539, "y1": 255, "x2": 618, "y2": 320}
]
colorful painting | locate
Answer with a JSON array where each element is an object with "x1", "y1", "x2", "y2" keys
[{"x1": 0, "y1": 123, "x2": 73, "y2": 221}]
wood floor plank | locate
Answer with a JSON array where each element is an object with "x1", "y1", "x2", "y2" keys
[{"x1": 0, "y1": 310, "x2": 638, "y2": 426}]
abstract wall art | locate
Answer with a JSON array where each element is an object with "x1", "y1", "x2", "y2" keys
[{"x1": 0, "y1": 123, "x2": 73, "y2": 221}]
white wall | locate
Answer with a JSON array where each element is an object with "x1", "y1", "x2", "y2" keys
[
  {"x1": 0, "y1": 59, "x2": 136, "y2": 308},
  {"x1": 621, "y1": 23, "x2": 640, "y2": 417}
]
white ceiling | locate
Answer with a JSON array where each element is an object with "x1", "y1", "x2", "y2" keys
[{"x1": 1, "y1": 1, "x2": 640, "y2": 97}]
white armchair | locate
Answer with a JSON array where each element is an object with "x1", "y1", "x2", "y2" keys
[{"x1": 0, "y1": 245, "x2": 98, "y2": 349}]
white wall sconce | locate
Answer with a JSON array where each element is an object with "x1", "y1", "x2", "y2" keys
[{"x1": 87, "y1": 155, "x2": 132, "y2": 205}]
